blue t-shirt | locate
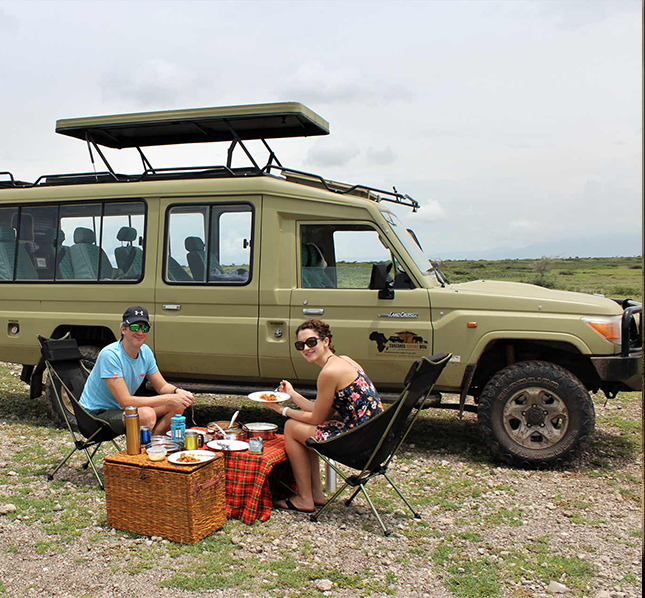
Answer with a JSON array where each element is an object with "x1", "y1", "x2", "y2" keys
[{"x1": 79, "y1": 340, "x2": 159, "y2": 412}]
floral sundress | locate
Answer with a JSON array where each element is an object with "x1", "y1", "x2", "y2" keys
[{"x1": 314, "y1": 360, "x2": 384, "y2": 441}]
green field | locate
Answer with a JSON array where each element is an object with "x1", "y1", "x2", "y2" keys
[{"x1": 439, "y1": 256, "x2": 643, "y2": 299}]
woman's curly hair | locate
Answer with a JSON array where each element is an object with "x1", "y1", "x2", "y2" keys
[{"x1": 295, "y1": 319, "x2": 335, "y2": 353}]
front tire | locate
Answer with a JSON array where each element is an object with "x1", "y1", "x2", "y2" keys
[
  {"x1": 45, "y1": 345, "x2": 100, "y2": 430},
  {"x1": 478, "y1": 361, "x2": 595, "y2": 467}
]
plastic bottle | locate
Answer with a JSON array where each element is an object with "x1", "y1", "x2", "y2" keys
[{"x1": 124, "y1": 406, "x2": 141, "y2": 455}]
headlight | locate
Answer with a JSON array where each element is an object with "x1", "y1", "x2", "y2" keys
[{"x1": 582, "y1": 315, "x2": 622, "y2": 345}]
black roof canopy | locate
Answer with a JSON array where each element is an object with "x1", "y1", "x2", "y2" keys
[{"x1": 55, "y1": 102, "x2": 329, "y2": 149}]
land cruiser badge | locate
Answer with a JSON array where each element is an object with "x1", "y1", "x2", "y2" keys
[
  {"x1": 369, "y1": 330, "x2": 428, "y2": 354},
  {"x1": 378, "y1": 311, "x2": 418, "y2": 318}
]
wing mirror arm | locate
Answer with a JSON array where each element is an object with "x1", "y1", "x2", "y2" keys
[{"x1": 369, "y1": 262, "x2": 395, "y2": 300}]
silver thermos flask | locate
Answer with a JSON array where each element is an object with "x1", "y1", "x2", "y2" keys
[{"x1": 124, "y1": 406, "x2": 141, "y2": 455}]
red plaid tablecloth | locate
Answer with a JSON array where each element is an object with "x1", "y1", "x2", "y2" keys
[{"x1": 211, "y1": 435, "x2": 295, "y2": 524}]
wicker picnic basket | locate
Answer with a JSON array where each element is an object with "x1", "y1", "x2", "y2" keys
[{"x1": 104, "y1": 450, "x2": 225, "y2": 544}]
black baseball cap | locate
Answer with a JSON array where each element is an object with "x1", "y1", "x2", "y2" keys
[{"x1": 122, "y1": 306, "x2": 150, "y2": 326}]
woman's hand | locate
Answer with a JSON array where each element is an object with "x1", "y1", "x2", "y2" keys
[{"x1": 279, "y1": 379, "x2": 295, "y2": 397}]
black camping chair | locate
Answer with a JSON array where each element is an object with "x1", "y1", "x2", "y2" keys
[
  {"x1": 37, "y1": 334, "x2": 122, "y2": 489},
  {"x1": 306, "y1": 352, "x2": 451, "y2": 535}
]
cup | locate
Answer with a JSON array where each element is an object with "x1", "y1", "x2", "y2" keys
[{"x1": 184, "y1": 430, "x2": 203, "y2": 451}]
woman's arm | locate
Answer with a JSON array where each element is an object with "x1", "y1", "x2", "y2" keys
[
  {"x1": 269, "y1": 369, "x2": 336, "y2": 425},
  {"x1": 279, "y1": 380, "x2": 314, "y2": 412}
]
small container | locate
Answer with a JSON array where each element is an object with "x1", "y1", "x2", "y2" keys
[
  {"x1": 140, "y1": 425, "x2": 152, "y2": 445},
  {"x1": 248, "y1": 437, "x2": 264, "y2": 454},
  {"x1": 147, "y1": 445, "x2": 167, "y2": 462}
]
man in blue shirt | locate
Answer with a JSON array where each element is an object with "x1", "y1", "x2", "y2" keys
[{"x1": 80, "y1": 306, "x2": 194, "y2": 435}]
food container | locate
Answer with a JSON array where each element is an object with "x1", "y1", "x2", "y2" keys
[
  {"x1": 210, "y1": 421, "x2": 248, "y2": 441},
  {"x1": 244, "y1": 422, "x2": 277, "y2": 441},
  {"x1": 146, "y1": 444, "x2": 167, "y2": 461},
  {"x1": 147, "y1": 436, "x2": 181, "y2": 454}
]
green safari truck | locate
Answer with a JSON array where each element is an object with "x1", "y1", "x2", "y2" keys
[{"x1": 0, "y1": 102, "x2": 641, "y2": 466}]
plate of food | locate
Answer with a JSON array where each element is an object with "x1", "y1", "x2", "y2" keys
[
  {"x1": 206, "y1": 439, "x2": 250, "y2": 452},
  {"x1": 168, "y1": 450, "x2": 216, "y2": 465},
  {"x1": 247, "y1": 391, "x2": 290, "y2": 403}
]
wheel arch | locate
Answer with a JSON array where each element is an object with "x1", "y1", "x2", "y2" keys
[{"x1": 469, "y1": 336, "x2": 601, "y2": 399}]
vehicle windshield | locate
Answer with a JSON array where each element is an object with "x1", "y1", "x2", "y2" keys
[{"x1": 380, "y1": 210, "x2": 434, "y2": 276}]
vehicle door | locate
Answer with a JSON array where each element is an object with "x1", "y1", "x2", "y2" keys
[
  {"x1": 153, "y1": 198, "x2": 259, "y2": 381},
  {"x1": 289, "y1": 221, "x2": 432, "y2": 389}
]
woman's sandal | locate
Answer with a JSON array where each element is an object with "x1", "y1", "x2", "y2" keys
[{"x1": 274, "y1": 498, "x2": 315, "y2": 513}]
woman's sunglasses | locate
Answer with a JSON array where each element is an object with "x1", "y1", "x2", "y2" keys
[
  {"x1": 294, "y1": 336, "x2": 324, "y2": 351},
  {"x1": 128, "y1": 323, "x2": 151, "y2": 333}
]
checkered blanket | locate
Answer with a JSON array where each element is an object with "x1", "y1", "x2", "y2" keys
[{"x1": 222, "y1": 435, "x2": 295, "y2": 524}]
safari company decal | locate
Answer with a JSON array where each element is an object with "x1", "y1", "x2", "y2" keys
[{"x1": 369, "y1": 330, "x2": 428, "y2": 355}]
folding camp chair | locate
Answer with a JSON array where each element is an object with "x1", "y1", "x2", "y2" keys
[
  {"x1": 306, "y1": 352, "x2": 451, "y2": 535},
  {"x1": 37, "y1": 334, "x2": 122, "y2": 489}
]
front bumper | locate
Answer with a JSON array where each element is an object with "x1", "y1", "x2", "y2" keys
[{"x1": 590, "y1": 353, "x2": 642, "y2": 391}]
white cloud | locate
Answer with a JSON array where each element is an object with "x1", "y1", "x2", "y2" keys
[
  {"x1": 366, "y1": 146, "x2": 396, "y2": 166},
  {"x1": 306, "y1": 139, "x2": 360, "y2": 168},
  {"x1": 510, "y1": 219, "x2": 538, "y2": 230},
  {"x1": 100, "y1": 59, "x2": 195, "y2": 108},
  {"x1": 414, "y1": 200, "x2": 447, "y2": 222}
]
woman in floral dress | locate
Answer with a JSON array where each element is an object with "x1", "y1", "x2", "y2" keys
[{"x1": 264, "y1": 319, "x2": 383, "y2": 513}]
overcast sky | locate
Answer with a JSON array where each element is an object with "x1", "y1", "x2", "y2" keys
[{"x1": 0, "y1": 0, "x2": 641, "y2": 259}]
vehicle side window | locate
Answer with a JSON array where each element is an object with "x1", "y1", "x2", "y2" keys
[
  {"x1": 300, "y1": 224, "x2": 414, "y2": 289},
  {"x1": 60, "y1": 201, "x2": 146, "y2": 282},
  {"x1": 165, "y1": 203, "x2": 252, "y2": 285},
  {"x1": 0, "y1": 200, "x2": 146, "y2": 283}
]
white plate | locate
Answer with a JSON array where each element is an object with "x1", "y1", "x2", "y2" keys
[
  {"x1": 207, "y1": 439, "x2": 250, "y2": 452},
  {"x1": 168, "y1": 450, "x2": 216, "y2": 465},
  {"x1": 247, "y1": 391, "x2": 290, "y2": 403}
]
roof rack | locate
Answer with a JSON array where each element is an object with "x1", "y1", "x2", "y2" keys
[{"x1": 2, "y1": 102, "x2": 419, "y2": 210}]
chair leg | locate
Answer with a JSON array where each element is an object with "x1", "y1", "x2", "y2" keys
[
  {"x1": 310, "y1": 481, "x2": 349, "y2": 523},
  {"x1": 357, "y1": 485, "x2": 390, "y2": 536},
  {"x1": 82, "y1": 443, "x2": 102, "y2": 470},
  {"x1": 345, "y1": 485, "x2": 361, "y2": 506},
  {"x1": 47, "y1": 445, "x2": 78, "y2": 481},
  {"x1": 383, "y1": 471, "x2": 421, "y2": 519},
  {"x1": 111, "y1": 438, "x2": 122, "y2": 452},
  {"x1": 82, "y1": 447, "x2": 105, "y2": 490}
]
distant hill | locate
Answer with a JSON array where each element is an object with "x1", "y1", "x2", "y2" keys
[{"x1": 435, "y1": 232, "x2": 642, "y2": 261}]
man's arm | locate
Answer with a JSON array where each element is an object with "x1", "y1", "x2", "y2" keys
[{"x1": 105, "y1": 376, "x2": 193, "y2": 410}]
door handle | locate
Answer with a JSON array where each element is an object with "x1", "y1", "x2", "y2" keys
[
  {"x1": 162, "y1": 304, "x2": 181, "y2": 311},
  {"x1": 302, "y1": 308, "x2": 324, "y2": 315}
]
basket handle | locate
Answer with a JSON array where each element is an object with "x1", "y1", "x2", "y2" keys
[{"x1": 192, "y1": 475, "x2": 222, "y2": 499}]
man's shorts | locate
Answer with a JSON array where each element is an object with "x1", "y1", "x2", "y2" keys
[{"x1": 89, "y1": 408, "x2": 126, "y2": 435}]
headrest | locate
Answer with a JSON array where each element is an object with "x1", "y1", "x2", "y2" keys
[
  {"x1": 303, "y1": 243, "x2": 326, "y2": 268},
  {"x1": 185, "y1": 237, "x2": 205, "y2": 252},
  {"x1": 117, "y1": 226, "x2": 137, "y2": 242},
  {"x1": 0, "y1": 225, "x2": 15, "y2": 242},
  {"x1": 11, "y1": 213, "x2": 34, "y2": 241},
  {"x1": 73, "y1": 227, "x2": 96, "y2": 244}
]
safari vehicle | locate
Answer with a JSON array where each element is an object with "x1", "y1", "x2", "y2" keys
[{"x1": 0, "y1": 102, "x2": 641, "y2": 467}]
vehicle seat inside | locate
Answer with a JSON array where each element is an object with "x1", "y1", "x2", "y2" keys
[
  {"x1": 114, "y1": 226, "x2": 143, "y2": 279},
  {"x1": 302, "y1": 242, "x2": 335, "y2": 288},
  {"x1": 69, "y1": 227, "x2": 114, "y2": 280}
]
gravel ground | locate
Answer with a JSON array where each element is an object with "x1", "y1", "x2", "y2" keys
[{"x1": 0, "y1": 362, "x2": 642, "y2": 598}]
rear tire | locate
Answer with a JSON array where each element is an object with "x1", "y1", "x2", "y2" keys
[
  {"x1": 477, "y1": 360, "x2": 595, "y2": 467},
  {"x1": 45, "y1": 345, "x2": 100, "y2": 430}
]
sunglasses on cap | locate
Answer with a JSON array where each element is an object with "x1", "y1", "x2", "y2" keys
[
  {"x1": 127, "y1": 323, "x2": 150, "y2": 333},
  {"x1": 294, "y1": 336, "x2": 324, "y2": 351}
]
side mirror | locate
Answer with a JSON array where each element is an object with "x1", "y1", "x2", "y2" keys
[{"x1": 369, "y1": 262, "x2": 395, "y2": 300}]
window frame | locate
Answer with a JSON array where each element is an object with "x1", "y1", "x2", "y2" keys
[{"x1": 162, "y1": 200, "x2": 255, "y2": 286}]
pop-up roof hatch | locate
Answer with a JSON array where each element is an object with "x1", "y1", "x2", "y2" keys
[{"x1": 55, "y1": 102, "x2": 329, "y2": 148}]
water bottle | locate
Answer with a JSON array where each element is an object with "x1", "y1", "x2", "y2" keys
[
  {"x1": 124, "y1": 406, "x2": 141, "y2": 455},
  {"x1": 170, "y1": 414, "x2": 186, "y2": 444}
]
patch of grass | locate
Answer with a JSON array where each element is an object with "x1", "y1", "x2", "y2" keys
[
  {"x1": 482, "y1": 508, "x2": 524, "y2": 528},
  {"x1": 502, "y1": 537, "x2": 595, "y2": 595}
]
